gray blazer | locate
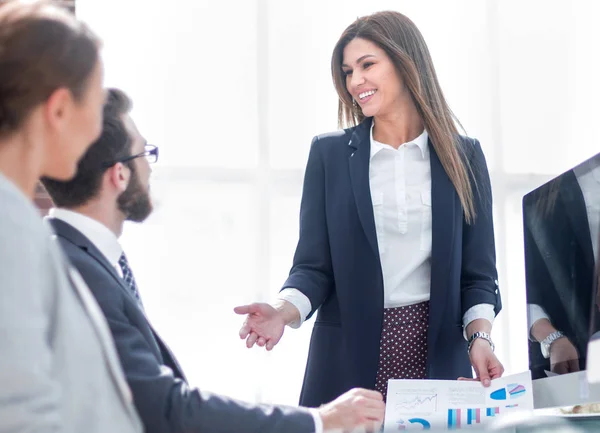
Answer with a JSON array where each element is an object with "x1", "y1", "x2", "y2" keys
[
  {"x1": 0, "y1": 174, "x2": 143, "y2": 433},
  {"x1": 50, "y1": 216, "x2": 318, "y2": 433}
]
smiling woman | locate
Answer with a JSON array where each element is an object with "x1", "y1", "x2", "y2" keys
[
  {"x1": 237, "y1": 9, "x2": 503, "y2": 407},
  {"x1": 332, "y1": 12, "x2": 475, "y2": 223}
]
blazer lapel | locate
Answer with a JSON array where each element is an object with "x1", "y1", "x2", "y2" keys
[
  {"x1": 82, "y1": 234, "x2": 187, "y2": 380},
  {"x1": 45, "y1": 219, "x2": 134, "y2": 409},
  {"x1": 86, "y1": 244, "x2": 143, "y2": 307},
  {"x1": 427, "y1": 141, "x2": 458, "y2": 353},
  {"x1": 49, "y1": 218, "x2": 143, "y2": 311},
  {"x1": 49, "y1": 218, "x2": 187, "y2": 380},
  {"x1": 348, "y1": 117, "x2": 379, "y2": 258}
]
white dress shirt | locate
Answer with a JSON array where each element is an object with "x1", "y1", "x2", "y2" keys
[
  {"x1": 280, "y1": 124, "x2": 495, "y2": 338},
  {"x1": 528, "y1": 157, "x2": 600, "y2": 336},
  {"x1": 50, "y1": 209, "x2": 324, "y2": 433}
]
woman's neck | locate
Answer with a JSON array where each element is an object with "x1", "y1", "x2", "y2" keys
[
  {"x1": 372, "y1": 100, "x2": 424, "y2": 149},
  {"x1": 0, "y1": 134, "x2": 43, "y2": 199}
]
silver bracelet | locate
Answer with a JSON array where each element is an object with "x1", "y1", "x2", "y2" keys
[{"x1": 467, "y1": 331, "x2": 495, "y2": 353}]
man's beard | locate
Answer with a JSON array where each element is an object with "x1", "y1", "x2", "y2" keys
[{"x1": 117, "y1": 167, "x2": 153, "y2": 222}]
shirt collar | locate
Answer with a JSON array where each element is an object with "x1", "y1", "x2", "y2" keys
[
  {"x1": 49, "y1": 208, "x2": 123, "y2": 267},
  {"x1": 369, "y1": 121, "x2": 429, "y2": 159}
]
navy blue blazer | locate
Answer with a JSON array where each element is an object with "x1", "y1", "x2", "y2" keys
[
  {"x1": 49, "y1": 218, "x2": 316, "y2": 433},
  {"x1": 524, "y1": 170, "x2": 599, "y2": 378},
  {"x1": 283, "y1": 118, "x2": 502, "y2": 407}
]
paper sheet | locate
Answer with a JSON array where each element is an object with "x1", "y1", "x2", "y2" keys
[{"x1": 384, "y1": 371, "x2": 534, "y2": 430}]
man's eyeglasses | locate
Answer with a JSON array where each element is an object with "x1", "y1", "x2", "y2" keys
[{"x1": 104, "y1": 144, "x2": 159, "y2": 167}]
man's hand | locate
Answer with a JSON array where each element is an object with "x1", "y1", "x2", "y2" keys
[
  {"x1": 234, "y1": 300, "x2": 299, "y2": 351},
  {"x1": 318, "y1": 388, "x2": 385, "y2": 433},
  {"x1": 550, "y1": 337, "x2": 580, "y2": 375}
]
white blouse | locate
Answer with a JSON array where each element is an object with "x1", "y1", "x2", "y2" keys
[{"x1": 279, "y1": 125, "x2": 495, "y2": 333}]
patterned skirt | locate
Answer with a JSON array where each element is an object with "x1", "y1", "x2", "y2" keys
[{"x1": 375, "y1": 301, "x2": 429, "y2": 400}]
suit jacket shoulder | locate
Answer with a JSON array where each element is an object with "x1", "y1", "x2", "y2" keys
[{"x1": 314, "y1": 127, "x2": 353, "y2": 144}]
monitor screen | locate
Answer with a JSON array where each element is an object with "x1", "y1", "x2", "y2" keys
[{"x1": 523, "y1": 153, "x2": 600, "y2": 380}]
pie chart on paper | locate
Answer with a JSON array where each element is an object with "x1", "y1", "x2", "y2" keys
[{"x1": 490, "y1": 383, "x2": 526, "y2": 401}]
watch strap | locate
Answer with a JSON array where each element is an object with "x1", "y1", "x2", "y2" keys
[{"x1": 467, "y1": 331, "x2": 495, "y2": 353}]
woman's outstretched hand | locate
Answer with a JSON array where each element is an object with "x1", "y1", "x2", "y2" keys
[{"x1": 234, "y1": 300, "x2": 300, "y2": 351}]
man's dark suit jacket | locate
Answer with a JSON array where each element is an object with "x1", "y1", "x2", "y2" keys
[
  {"x1": 49, "y1": 218, "x2": 315, "y2": 433},
  {"x1": 283, "y1": 117, "x2": 502, "y2": 407},
  {"x1": 524, "y1": 169, "x2": 600, "y2": 379}
]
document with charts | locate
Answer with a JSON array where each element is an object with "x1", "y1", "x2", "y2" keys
[{"x1": 384, "y1": 371, "x2": 534, "y2": 430}]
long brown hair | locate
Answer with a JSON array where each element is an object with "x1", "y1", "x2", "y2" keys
[
  {"x1": 0, "y1": 0, "x2": 100, "y2": 137},
  {"x1": 331, "y1": 11, "x2": 477, "y2": 223}
]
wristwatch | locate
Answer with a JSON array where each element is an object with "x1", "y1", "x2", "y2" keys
[
  {"x1": 467, "y1": 331, "x2": 495, "y2": 353},
  {"x1": 540, "y1": 331, "x2": 565, "y2": 359}
]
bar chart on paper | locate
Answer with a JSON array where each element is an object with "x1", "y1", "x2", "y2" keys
[
  {"x1": 447, "y1": 407, "x2": 500, "y2": 429},
  {"x1": 384, "y1": 372, "x2": 534, "y2": 431}
]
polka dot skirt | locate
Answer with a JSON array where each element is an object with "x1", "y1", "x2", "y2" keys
[{"x1": 375, "y1": 301, "x2": 429, "y2": 400}]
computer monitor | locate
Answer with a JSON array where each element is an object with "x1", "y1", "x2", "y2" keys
[{"x1": 523, "y1": 152, "x2": 600, "y2": 381}]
